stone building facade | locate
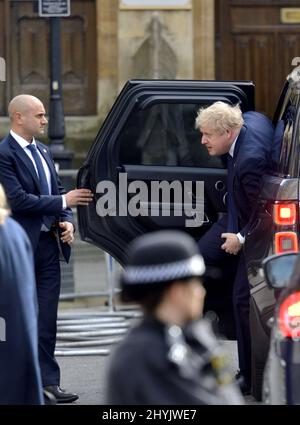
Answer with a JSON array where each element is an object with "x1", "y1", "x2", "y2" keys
[{"x1": 1, "y1": 0, "x2": 300, "y2": 162}]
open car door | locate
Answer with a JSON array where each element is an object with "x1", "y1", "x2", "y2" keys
[{"x1": 77, "y1": 79, "x2": 254, "y2": 265}]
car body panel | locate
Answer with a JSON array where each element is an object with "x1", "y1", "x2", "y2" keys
[{"x1": 262, "y1": 253, "x2": 300, "y2": 404}]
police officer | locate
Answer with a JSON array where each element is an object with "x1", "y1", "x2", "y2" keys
[{"x1": 106, "y1": 230, "x2": 244, "y2": 405}]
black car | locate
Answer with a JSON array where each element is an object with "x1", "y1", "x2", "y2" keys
[
  {"x1": 77, "y1": 69, "x2": 299, "y2": 400},
  {"x1": 262, "y1": 252, "x2": 300, "y2": 404}
]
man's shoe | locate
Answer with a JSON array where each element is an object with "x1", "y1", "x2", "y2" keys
[
  {"x1": 43, "y1": 389, "x2": 57, "y2": 405},
  {"x1": 235, "y1": 371, "x2": 251, "y2": 396},
  {"x1": 44, "y1": 385, "x2": 79, "y2": 403}
]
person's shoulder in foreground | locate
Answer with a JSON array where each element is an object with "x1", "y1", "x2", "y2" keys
[{"x1": 106, "y1": 230, "x2": 245, "y2": 405}]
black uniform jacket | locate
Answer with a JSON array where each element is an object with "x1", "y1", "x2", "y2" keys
[{"x1": 106, "y1": 316, "x2": 244, "y2": 405}]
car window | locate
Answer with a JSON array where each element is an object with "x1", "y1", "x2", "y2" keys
[{"x1": 119, "y1": 103, "x2": 225, "y2": 169}]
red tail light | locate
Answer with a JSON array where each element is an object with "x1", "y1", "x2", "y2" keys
[
  {"x1": 274, "y1": 232, "x2": 298, "y2": 254},
  {"x1": 279, "y1": 291, "x2": 300, "y2": 338},
  {"x1": 273, "y1": 202, "x2": 299, "y2": 254},
  {"x1": 274, "y1": 203, "x2": 297, "y2": 225}
]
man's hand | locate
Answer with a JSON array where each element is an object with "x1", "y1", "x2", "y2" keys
[
  {"x1": 221, "y1": 233, "x2": 242, "y2": 255},
  {"x1": 65, "y1": 189, "x2": 93, "y2": 207},
  {"x1": 59, "y1": 221, "x2": 75, "y2": 245}
]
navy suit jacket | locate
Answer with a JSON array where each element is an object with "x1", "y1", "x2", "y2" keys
[
  {"x1": 0, "y1": 134, "x2": 73, "y2": 262},
  {"x1": 227, "y1": 111, "x2": 274, "y2": 238},
  {"x1": 0, "y1": 217, "x2": 43, "y2": 404}
]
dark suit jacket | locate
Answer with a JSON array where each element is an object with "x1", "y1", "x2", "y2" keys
[
  {"x1": 0, "y1": 217, "x2": 43, "y2": 404},
  {"x1": 228, "y1": 111, "x2": 274, "y2": 238},
  {"x1": 0, "y1": 134, "x2": 73, "y2": 262}
]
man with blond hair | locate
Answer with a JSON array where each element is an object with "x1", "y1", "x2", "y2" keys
[
  {"x1": 195, "y1": 101, "x2": 274, "y2": 394},
  {"x1": 0, "y1": 94, "x2": 93, "y2": 403}
]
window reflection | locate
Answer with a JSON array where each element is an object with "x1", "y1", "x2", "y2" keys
[
  {"x1": 272, "y1": 90, "x2": 297, "y2": 177},
  {"x1": 119, "y1": 102, "x2": 224, "y2": 169}
]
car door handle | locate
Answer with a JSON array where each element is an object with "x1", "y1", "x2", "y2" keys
[{"x1": 215, "y1": 180, "x2": 225, "y2": 191}]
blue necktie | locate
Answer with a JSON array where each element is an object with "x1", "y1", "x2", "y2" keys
[
  {"x1": 227, "y1": 154, "x2": 238, "y2": 233},
  {"x1": 27, "y1": 144, "x2": 49, "y2": 195}
]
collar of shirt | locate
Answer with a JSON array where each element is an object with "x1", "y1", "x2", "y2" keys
[
  {"x1": 10, "y1": 130, "x2": 36, "y2": 149},
  {"x1": 229, "y1": 134, "x2": 239, "y2": 157},
  {"x1": 10, "y1": 129, "x2": 50, "y2": 189}
]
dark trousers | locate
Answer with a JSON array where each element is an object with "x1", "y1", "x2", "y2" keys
[
  {"x1": 198, "y1": 216, "x2": 251, "y2": 381},
  {"x1": 34, "y1": 231, "x2": 61, "y2": 387}
]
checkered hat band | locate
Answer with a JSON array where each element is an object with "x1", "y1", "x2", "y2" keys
[{"x1": 122, "y1": 255, "x2": 205, "y2": 284}]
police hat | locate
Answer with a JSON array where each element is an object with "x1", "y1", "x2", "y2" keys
[{"x1": 121, "y1": 230, "x2": 205, "y2": 286}]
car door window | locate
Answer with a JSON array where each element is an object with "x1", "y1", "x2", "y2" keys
[{"x1": 119, "y1": 102, "x2": 225, "y2": 169}]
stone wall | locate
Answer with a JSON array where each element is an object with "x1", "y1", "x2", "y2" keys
[
  {"x1": 0, "y1": 1, "x2": 216, "y2": 163},
  {"x1": 96, "y1": 0, "x2": 215, "y2": 119},
  {"x1": 118, "y1": 8, "x2": 193, "y2": 88}
]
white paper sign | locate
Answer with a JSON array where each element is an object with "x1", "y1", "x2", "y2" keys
[
  {"x1": 120, "y1": 0, "x2": 191, "y2": 9},
  {"x1": 0, "y1": 57, "x2": 5, "y2": 82}
]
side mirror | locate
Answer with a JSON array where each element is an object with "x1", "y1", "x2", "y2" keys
[{"x1": 262, "y1": 252, "x2": 298, "y2": 289}]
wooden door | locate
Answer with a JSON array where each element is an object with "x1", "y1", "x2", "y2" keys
[
  {"x1": 0, "y1": 0, "x2": 96, "y2": 116},
  {"x1": 0, "y1": 0, "x2": 8, "y2": 115},
  {"x1": 216, "y1": 0, "x2": 300, "y2": 118}
]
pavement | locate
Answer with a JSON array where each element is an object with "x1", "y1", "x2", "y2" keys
[{"x1": 56, "y1": 307, "x2": 135, "y2": 405}]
